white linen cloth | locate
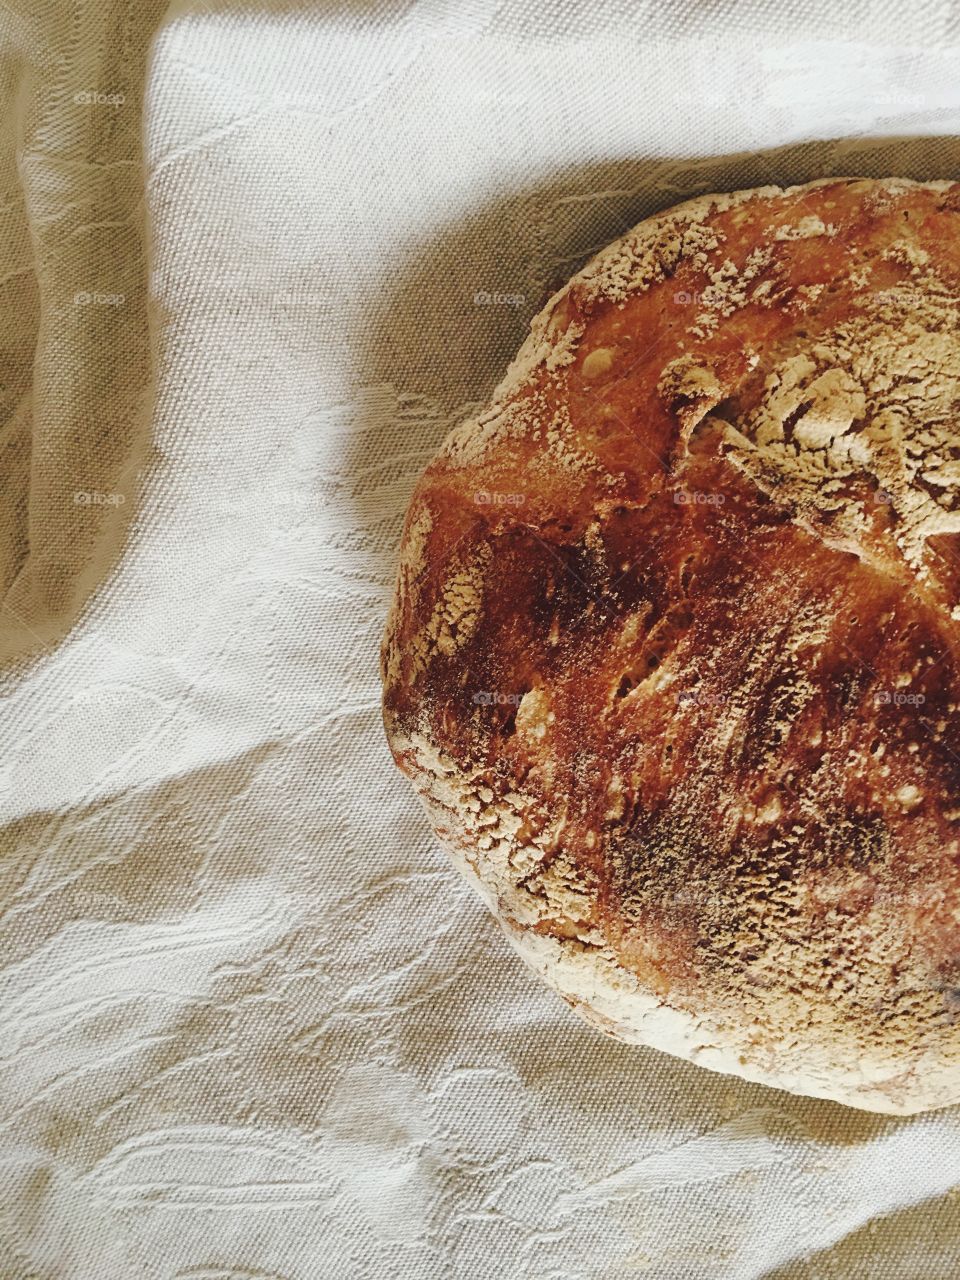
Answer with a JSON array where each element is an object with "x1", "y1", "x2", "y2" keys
[{"x1": 3, "y1": 2, "x2": 960, "y2": 1276}]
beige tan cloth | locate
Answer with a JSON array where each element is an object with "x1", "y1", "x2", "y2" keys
[{"x1": 3, "y1": 2, "x2": 960, "y2": 1276}]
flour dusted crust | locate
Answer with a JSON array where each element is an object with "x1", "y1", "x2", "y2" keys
[{"x1": 382, "y1": 177, "x2": 960, "y2": 1115}]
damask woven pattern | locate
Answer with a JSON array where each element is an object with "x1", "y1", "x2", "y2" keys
[{"x1": 3, "y1": 3, "x2": 960, "y2": 1277}]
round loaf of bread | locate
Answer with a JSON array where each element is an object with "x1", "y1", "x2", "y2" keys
[{"x1": 382, "y1": 177, "x2": 960, "y2": 1114}]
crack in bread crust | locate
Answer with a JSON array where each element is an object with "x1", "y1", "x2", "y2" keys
[{"x1": 383, "y1": 177, "x2": 960, "y2": 1115}]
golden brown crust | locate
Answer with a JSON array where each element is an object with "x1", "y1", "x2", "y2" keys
[{"x1": 382, "y1": 177, "x2": 960, "y2": 1114}]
